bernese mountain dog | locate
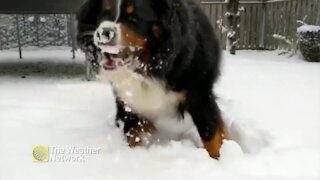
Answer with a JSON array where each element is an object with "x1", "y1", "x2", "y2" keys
[{"x1": 77, "y1": 0, "x2": 227, "y2": 158}]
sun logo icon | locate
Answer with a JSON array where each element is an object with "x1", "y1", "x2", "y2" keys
[{"x1": 32, "y1": 145, "x2": 49, "y2": 162}]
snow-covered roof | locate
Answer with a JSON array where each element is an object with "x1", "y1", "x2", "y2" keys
[{"x1": 297, "y1": 25, "x2": 320, "y2": 33}]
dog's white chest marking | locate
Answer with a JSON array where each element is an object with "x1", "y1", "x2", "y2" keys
[{"x1": 97, "y1": 67, "x2": 183, "y2": 120}]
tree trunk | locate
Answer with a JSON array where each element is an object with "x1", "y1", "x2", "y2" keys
[{"x1": 226, "y1": 0, "x2": 240, "y2": 55}]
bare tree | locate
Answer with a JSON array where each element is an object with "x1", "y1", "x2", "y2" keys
[
  {"x1": 226, "y1": 0, "x2": 240, "y2": 55},
  {"x1": 217, "y1": 0, "x2": 243, "y2": 55}
]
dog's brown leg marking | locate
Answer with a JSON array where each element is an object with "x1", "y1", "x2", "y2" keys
[
  {"x1": 127, "y1": 120, "x2": 156, "y2": 147},
  {"x1": 202, "y1": 121, "x2": 229, "y2": 159}
]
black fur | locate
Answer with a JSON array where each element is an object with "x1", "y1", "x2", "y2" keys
[
  {"x1": 115, "y1": 99, "x2": 151, "y2": 137},
  {"x1": 77, "y1": 0, "x2": 222, "y2": 143}
]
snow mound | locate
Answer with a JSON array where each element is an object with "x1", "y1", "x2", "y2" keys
[{"x1": 297, "y1": 25, "x2": 320, "y2": 33}]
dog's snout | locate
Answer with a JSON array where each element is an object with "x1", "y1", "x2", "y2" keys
[
  {"x1": 94, "y1": 21, "x2": 121, "y2": 51},
  {"x1": 101, "y1": 28, "x2": 116, "y2": 41}
]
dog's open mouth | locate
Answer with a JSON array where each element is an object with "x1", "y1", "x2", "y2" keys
[
  {"x1": 100, "y1": 46, "x2": 140, "y2": 71},
  {"x1": 98, "y1": 45, "x2": 122, "y2": 71},
  {"x1": 101, "y1": 53, "x2": 123, "y2": 70}
]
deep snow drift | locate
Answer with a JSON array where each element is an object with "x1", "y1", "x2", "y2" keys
[{"x1": 0, "y1": 48, "x2": 319, "y2": 180}]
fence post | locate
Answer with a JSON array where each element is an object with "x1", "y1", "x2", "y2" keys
[
  {"x1": 317, "y1": 0, "x2": 320, "y2": 25},
  {"x1": 15, "y1": 15, "x2": 22, "y2": 59},
  {"x1": 258, "y1": 0, "x2": 267, "y2": 49}
]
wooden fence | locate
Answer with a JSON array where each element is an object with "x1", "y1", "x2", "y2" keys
[{"x1": 200, "y1": 0, "x2": 320, "y2": 50}]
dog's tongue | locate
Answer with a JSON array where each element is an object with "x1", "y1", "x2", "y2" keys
[
  {"x1": 106, "y1": 59, "x2": 116, "y2": 66},
  {"x1": 100, "y1": 45, "x2": 120, "y2": 54},
  {"x1": 102, "y1": 59, "x2": 116, "y2": 70}
]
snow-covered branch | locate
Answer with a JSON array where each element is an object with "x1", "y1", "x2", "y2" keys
[{"x1": 272, "y1": 34, "x2": 293, "y2": 46}]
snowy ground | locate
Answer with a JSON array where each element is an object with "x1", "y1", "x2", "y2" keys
[{"x1": 0, "y1": 47, "x2": 319, "y2": 180}]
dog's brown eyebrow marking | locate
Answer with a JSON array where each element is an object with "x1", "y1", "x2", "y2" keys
[
  {"x1": 104, "y1": 0, "x2": 116, "y2": 11},
  {"x1": 106, "y1": 3, "x2": 112, "y2": 11},
  {"x1": 126, "y1": 4, "x2": 135, "y2": 14}
]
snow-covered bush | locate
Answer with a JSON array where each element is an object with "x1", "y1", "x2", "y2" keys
[
  {"x1": 297, "y1": 25, "x2": 320, "y2": 62},
  {"x1": 273, "y1": 18, "x2": 320, "y2": 62}
]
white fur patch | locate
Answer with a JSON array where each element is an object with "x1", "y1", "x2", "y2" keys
[
  {"x1": 94, "y1": 21, "x2": 122, "y2": 54},
  {"x1": 97, "y1": 67, "x2": 203, "y2": 145},
  {"x1": 97, "y1": 67, "x2": 183, "y2": 120}
]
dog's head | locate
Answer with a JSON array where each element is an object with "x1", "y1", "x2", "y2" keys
[{"x1": 78, "y1": 0, "x2": 192, "y2": 74}]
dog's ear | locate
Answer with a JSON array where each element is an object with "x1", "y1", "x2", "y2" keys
[
  {"x1": 76, "y1": 0, "x2": 103, "y2": 46},
  {"x1": 149, "y1": 0, "x2": 195, "y2": 78},
  {"x1": 151, "y1": 0, "x2": 190, "y2": 45}
]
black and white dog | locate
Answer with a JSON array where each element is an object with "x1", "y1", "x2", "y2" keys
[{"x1": 77, "y1": 0, "x2": 227, "y2": 158}]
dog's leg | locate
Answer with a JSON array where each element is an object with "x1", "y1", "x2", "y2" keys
[
  {"x1": 187, "y1": 91, "x2": 227, "y2": 159},
  {"x1": 125, "y1": 119, "x2": 156, "y2": 147},
  {"x1": 116, "y1": 99, "x2": 156, "y2": 147}
]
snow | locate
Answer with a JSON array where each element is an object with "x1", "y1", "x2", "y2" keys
[
  {"x1": 27, "y1": 16, "x2": 34, "y2": 22},
  {"x1": 0, "y1": 48, "x2": 320, "y2": 179},
  {"x1": 297, "y1": 25, "x2": 320, "y2": 33},
  {"x1": 40, "y1": 17, "x2": 46, "y2": 23}
]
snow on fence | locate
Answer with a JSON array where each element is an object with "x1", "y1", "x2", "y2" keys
[
  {"x1": 200, "y1": 0, "x2": 320, "y2": 50},
  {"x1": 0, "y1": 15, "x2": 75, "y2": 49},
  {"x1": 0, "y1": 14, "x2": 77, "y2": 58}
]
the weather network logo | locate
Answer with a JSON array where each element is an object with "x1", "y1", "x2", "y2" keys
[
  {"x1": 32, "y1": 145, "x2": 49, "y2": 162},
  {"x1": 32, "y1": 145, "x2": 101, "y2": 163}
]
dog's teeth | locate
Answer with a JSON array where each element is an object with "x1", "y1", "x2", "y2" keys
[{"x1": 100, "y1": 45, "x2": 120, "y2": 54}]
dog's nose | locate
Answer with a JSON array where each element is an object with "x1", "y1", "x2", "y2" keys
[
  {"x1": 101, "y1": 28, "x2": 116, "y2": 42},
  {"x1": 94, "y1": 21, "x2": 120, "y2": 49}
]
